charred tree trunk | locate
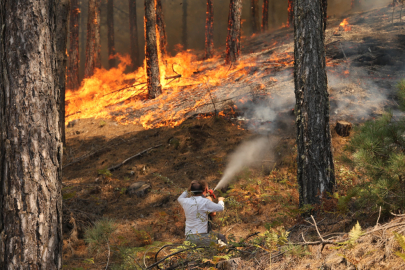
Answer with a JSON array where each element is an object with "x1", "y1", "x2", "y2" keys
[
  {"x1": 57, "y1": 0, "x2": 70, "y2": 147},
  {"x1": 156, "y1": 0, "x2": 168, "y2": 58},
  {"x1": 0, "y1": 0, "x2": 65, "y2": 268},
  {"x1": 79, "y1": 0, "x2": 87, "y2": 82},
  {"x1": 182, "y1": 0, "x2": 188, "y2": 49},
  {"x1": 262, "y1": 0, "x2": 269, "y2": 31},
  {"x1": 288, "y1": 0, "x2": 294, "y2": 27},
  {"x1": 293, "y1": 0, "x2": 335, "y2": 206},
  {"x1": 85, "y1": 0, "x2": 101, "y2": 78},
  {"x1": 251, "y1": 0, "x2": 260, "y2": 33},
  {"x1": 323, "y1": 0, "x2": 327, "y2": 31},
  {"x1": 107, "y1": 0, "x2": 116, "y2": 68},
  {"x1": 205, "y1": 0, "x2": 214, "y2": 59},
  {"x1": 129, "y1": 0, "x2": 140, "y2": 69},
  {"x1": 226, "y1": 0, "x2": 242, "y2": 64},
  {"x1": 67, "y1": 0, "x2": 80, "y2": 91},
  {"x1": 145, "y1": 0, "x2": 162, "y2": 98}
]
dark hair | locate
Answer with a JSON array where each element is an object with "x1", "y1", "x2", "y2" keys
[{"x1": 190, "y1": 181, "x2": 207, "y2": 195}]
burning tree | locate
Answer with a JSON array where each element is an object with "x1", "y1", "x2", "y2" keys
[
  {"x1": 205, "y1": 0, "x2": 214, "y2": 59},
  {"x1": 145, "y1": 0, "x2": 162, "y2": 98},
  {"x1": 156, "y1": 0, "x2": 168, "y2": 58},
  {"x1": 251, "y1": 0, "x2": 260, "y2": 33},
  {"x1": 262, "y1": 0, "x2": 269, "y2": 31},
  {"x1": 67, "y1": 0, "x2": 80, "y2": 91},
  {"x1": 107, "y1": 0, "x2": 116, "y2": 68},
  {"x1": 0, "y1": 0, "x2": 67, "y2": 267},
  {"x1": 85, "y1": 0, "x2": 101, "y2": 78},
  {"x1": 293, "y1": 0, "x2": 335, "y2": 206},
  {"x1": 129, "y1": 0, "x2": 140, "y2": 69},
  {"x1": 226, "y1": 0, "x2": 243, "y2": 64}
]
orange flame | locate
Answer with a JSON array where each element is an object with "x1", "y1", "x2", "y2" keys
[{"x1": 339, "y1": 18, "x2": 351, "y2": 31}]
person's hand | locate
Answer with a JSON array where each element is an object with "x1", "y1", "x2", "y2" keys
[{"x1": 218, "y1": 197, "x2": 225, "y2": 202}]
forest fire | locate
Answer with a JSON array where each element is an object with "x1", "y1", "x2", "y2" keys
[{"x1": 339, "y1": 18, "x2": 352, "y2": 31}]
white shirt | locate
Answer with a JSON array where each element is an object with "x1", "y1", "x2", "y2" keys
[{"x1": 178, "y1": 191, "x2": 225, "y2": 235}]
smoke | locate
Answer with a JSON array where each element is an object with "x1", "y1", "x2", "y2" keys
[{"x1": 214, "y1": 137, "x2": 275, "y2": 190}]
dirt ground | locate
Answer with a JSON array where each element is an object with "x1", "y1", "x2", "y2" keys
[{"x1": 62, "y1": 5, "x2": 405, "y2": 270}]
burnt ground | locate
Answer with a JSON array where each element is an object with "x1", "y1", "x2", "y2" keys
[{"x1": 63, "y1": 5, "x2": 405, "y2": 270}]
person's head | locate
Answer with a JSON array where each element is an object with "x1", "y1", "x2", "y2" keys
[{"x1": 188, "y1": 180, "x2": 208, "y2": 196}]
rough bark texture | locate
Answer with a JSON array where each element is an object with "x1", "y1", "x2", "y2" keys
[
  {"x1": 107, "y1": 0, "x2": 116, "y2": 68},
  {"x1": 85, "y1": 0, "x2": 101, "y2": 78},
  {"x1": 129, "y1": 0, "x2": 140, "y2": 69},
  {"x1": 288, "y1": 0, "x2": 294, "y2": 27},
  {"x1": 0, "y1": 0, "x2": 65, "y2": 268},
  {"x1": 205, "y1": 0, "x2": 214, "y2": 59},
  {"x1": 67, "y1": 0, "x2": 81, "y2": 91},
  {"x1": 156, "y1": 0, "x2": 167, "y2": 58},
  {"x1": 226, "y1": 0, "x2": 242, "y2": 64},
  {"x1": 293, "y1": 0, "x2": 335, "y2": 206},
  {"x1": 79, "y1": 0, "x2": 87, "y2": 82},
  {"x1": 323, "y1": 0, "x2": 328, "y2": 31},
  {"x1": 182, "y1": 0, "x2": 188, "y2": 49},
  {"x1": 57, "y1": 0, "x2": 70, "y2": 147},
  {"x1": 145, "y1": 0, "x2": 162, "y2": 98},
  {"x1": 251, "y1": 0, "x2": 260, "y2": 33},
  {"x1": 335, "y1": 121, "x2": 352, "y2": 137},
  {"x1": 261, "y1": 0, "x2": 269, "y2": 31}
]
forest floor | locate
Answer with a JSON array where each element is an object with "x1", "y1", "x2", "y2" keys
[{"x1": 62, "y1": 4, "x2": 405, "y2": 270}]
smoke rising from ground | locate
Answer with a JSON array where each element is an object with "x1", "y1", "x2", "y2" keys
[{"x1": 214, "y1": 137, "x2": 275, "y2": 190}]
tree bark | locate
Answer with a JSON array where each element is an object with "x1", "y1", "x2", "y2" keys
[
  {"x1": 262, "y1": 0, "x2": 269, "y2": 31},
  {"x1": 145, "y1": 0, "x2": 162, "y2": 98},
  {"x1": 85, "y1": 0, "x2": 101, "y2": 78},
  {"x1": 129, "y1": 0, "x2": 140, "y2": 69},
  {"x1": 67, "y1": 0, "x2": 81, "y2": 91},
  {"x1": 205, "y1": 0, "x2": 214, "y2": 59},
  {"x1": 288, "y1": 0, "x2": 294, "y2": 27},
  {"x1": 0, "y1": 0, "x2": 65, "y2": 268},
  {"x1": 80, "y1": 0, "x2": 87, "y2": 82},
  {"x1": 107, "y1": 0, "x2": 116, "y2": 68},
  {"x1": 156, "y1": 0, "x2": 167, "y2": 58},
  {"x1": 251, "y1": 0, "x2": 260, "y2": 34},
  {"x1": 323, "y1": 0, "x2": 327, "y2": 31},
  {"x1": 226, "y1": 0, "x2": 242, "y2": 64},
  {"x1": 182, "y1": 0, "x2": 188, "y2": 49},
  {"x1": 293, "y1": 0, "x2": 335, "y2": 206}
]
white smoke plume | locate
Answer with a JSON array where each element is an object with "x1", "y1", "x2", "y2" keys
[{"x1": 214, "y1": 137, "x2": 274, "y2": 190}]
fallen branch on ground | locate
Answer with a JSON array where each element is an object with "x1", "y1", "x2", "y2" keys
[{"x1": 108, "y1": 144, "x2": 163, "y2": 171}]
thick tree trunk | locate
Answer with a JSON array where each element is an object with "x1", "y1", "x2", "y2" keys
[
  {"x1": 250, "y1": 0, "x2": 260, "y2": 33},
  {"x1": 261, "y1": 0, "x2": 269, "y2": 31},
  {"x1": 145, "y1": 0, "x2": 162, "y2": 98},
  {"x1": 205, "y1": 0, "x2": 214, "y2": 59},
  {"x1": 0, "y1": 0, "x2": 65, "y2": 268},
  {"x1": 226, "y1": 0, "x2": 242, "y2": 64},
  {"x1": 85, "y1": 0, "x2": 101, "y2": 78},
  {"x1": 129, "y1": 0, "x2": 140, "y2": 69},
  {"x1": 156, "y1": 0, "x2": 168, "y2": 58},
  {"x1": 107, "y1": 0, "x2": 116, "y2": 68},
  {"x1": 67, "y1": 0, "x2": 80, "y2": 91},
  {"x1": 293, "y1": 0, "x2": 335, "y2": 206},
  {"x1": 288, "y1": 0, "x2": 294, "y2": 27},
  {"x1": 182, "y1": 0, "x2": 188, "y2": 49},
  {"x1": 323, "y1": 0, "x2": 327, "y2": 31}
]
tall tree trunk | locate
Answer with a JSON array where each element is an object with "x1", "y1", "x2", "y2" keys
[
  {"x1": 156, "y1": 0, "x2": 168, "y2": 58},
  {"x1": 351, "y1": 0, "x2": 360, "y2": 9},
  {"x1": 271, "y1": 0, "x2": 276, "y2": 27},
  {"x1": 205, "y1": 0, "x2": 214, "y2": 59},
  {"x1": 0, "y1": 0, "x2": 66, "y2": 268},
  {"x1": 182, "y1": 0, "x2": 188, "y2": 49},
  {"x1": 322, "y1": 0, "x2": 327, "y2": 31},
  {"x1": 129, "y1": 0, "x2": 140, "y2": 69},
  {"x1": 250, "y1": 0, "x2": 260, "y2": 33},
  {"x1": 288, "y1": 0, "x2": 294, "y2": 27},
  {"x1": 226, "y1": 0, "x2": 242, "y2": 64},
  {"x1": 85, "y1": 0, "x2": 101, "y2": 78},
  {"x1": 262, "y1": 0, "x2": 269, "y2": 31},
  {"x1": 293, "y1": 0, "x2": 335, "y2": 206},
  {"x1": 67, "y1": 0, "x2": 81, "y2": 91},
  {"x1": 145, "y1": 0, "x2": 162, "y2": 98},
  {"x1": 107, "y1": 0, "x2": 116, "y2": 68}
]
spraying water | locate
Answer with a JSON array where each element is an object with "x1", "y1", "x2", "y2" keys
[{"x1": 214, "y1": 137, "x2": 273, "y2": 190}]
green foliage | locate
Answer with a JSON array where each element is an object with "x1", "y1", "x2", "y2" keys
[
  {"x1": 343, "y1": 84, "x2": 405, "y2": 211},
  {"x1": 337, "y1": 221, "x2": 364, "y2": 249},
  {"x1": 84, "y1": 218, "x2": 117, "y2": 254},
  {"x1": 62, "y1": 192, "x2": 76, "y2": 201},
  {"x1": 98, "y1": 168, "x2": 112, "y2": 178},
  {"x1": 393, "y1": 232, "x2": 405, "y2": 262}
]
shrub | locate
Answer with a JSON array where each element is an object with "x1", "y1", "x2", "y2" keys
[{"x1": 84, "y1": 218, "x2": 117, "y2": 254}]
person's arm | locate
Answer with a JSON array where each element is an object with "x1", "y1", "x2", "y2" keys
[
  {"x1": 204, "y1": 197, "x2": 225, "y2": 213},
  {"x1": 177, "y1": 190, "x2": 188, "y2": 205}
]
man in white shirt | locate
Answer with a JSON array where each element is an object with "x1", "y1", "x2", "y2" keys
[{"x1": 178, "y1": 180, "x2": 226, "y2": 246}]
